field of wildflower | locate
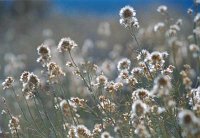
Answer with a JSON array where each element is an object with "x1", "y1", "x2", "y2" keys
[{"x1": 0, "y1": 1, "x2": 200, "y2": 138}]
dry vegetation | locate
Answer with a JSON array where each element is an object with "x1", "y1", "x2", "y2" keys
[{"x1": 0, "y1": 2, "x2": 200, "y2": 138}]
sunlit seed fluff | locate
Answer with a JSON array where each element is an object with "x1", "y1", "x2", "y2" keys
[
  {"x1": 2, "y1": 77, "x2": 14, "y2": 90},
  {"x1": 157, "y1": 5, "x2": 167, "y2": 14},
  {"x1": 178, "y1": 110, "x2": 198, "y2": 128},
  {"x1": 20, "y1": 71, "x2": 30, "y2": 83},
  {"x1": 37, "y1": 44, "x2": 51, "y2": 66},
  {"x1": 28, "y1": 73, "x2": 40, "y2": 88},
  {"x1": 60, "y1": 99, "x2": 76, "y2": 117},
  {"x1": 131, "y1": 100, "x2": 148, "y2": 116},
  {"x1": 101, "y1": 131, "x2": 113, "y2": 138},
  {"x1": 119, "y1": 17, "x2": 139, "y2": 28},
  {"x1": 118, "y1": 70, "x2": 129, "y2": 80},
  {"x1": 66, "y1": 61, "x2": 74, "y2": 67},
  {"x1": 76, "y1": 125, "x2": 92, "y2": 138},
  {"x1": 93, "y1": 124, "x2": 103, "y2": 135},
  {"x1": 194, "y1": 13, "x2": 200, "y2": 23},
  {"x1": 131, "y1": 67, "x2": 143, "y2": 76},
  {"x1": 114, "y1": 82, "x2": 123, "y2": 91},
  {"x1": 37, "y1": 44, "x2": 51, "y2": 56},
  {"x1": 58, "y1": 37, "x2": 77, "y2": 52},
  {"x1": 187, "y1": 8, "x2": 193, "y2": 15},
  {"x1": 190, "y1": 86, "x2": 200, "y2": 107},
  {"x1": 189, "y1": 44, "x2": 200, "y2": 52},
  {"x1": 96, "y1": 74, "x2": 108, "y2": 85},
  {"x1": 151, "y1": 75, "x2": 172, "y2": 97},
  {"x1": 155, "y1": 75, "x2": 171, "y2": 89},
  {"x1": 99, "y1": 96, "x2": 116, "y2": 113},
  {"x1": 119, "y1": 6, "x2": 139, "y2": 28},
  {"x1": 149, "y1": 51, "x2": 163, "y2": 63},
  {"x1": 47, "y1": 62, "x2": 65, "y2": 83},
  {"x1": 137, "y1": 49, "x2": 150, "y2": 61},
  {"x1": 176, "y1": 19, "x2": 183, "y2": 26},
  {"x1": 161, "y1": 51, "x2": 169, "y2": 58},
  {"x1": 68, "y1": 126, "x2": 76, "y2": 138},
  {"x1": 134, "y1": 124, "x2": 151, "y2": 138},
  {"x1": 104, "y1": 81, "x2": 116, "y2": 93},
  {"x1": 8, "y1": 116, "x2": 20, "y2": 134},
  {"x1": 128, "y1": 75, "x2": 138, "y2": 87},
  {"x1": 22, "y1": 73, "x2": 40, "y2": 98},
  {"x1": 154, "y1": 22, "x2": 165, "y2": 32},
  {"x1": 132, "y1": 88, "x2": 149, "y2": 100},
  {"x1": 117, "y1": 58, "x2": 131, "y2": 71},
  {"x1": 70, "y1": 97, "x2": 87, "y2": 107},
  {"x1": 119, "y1": 5, "x2": 136, "y2": 19},
  {"x1": 170, "y1": 24, "x2": 180, "y2": 32},
  {"x1": 193, "y1": 27, "x2": 200, "y2": 37}
]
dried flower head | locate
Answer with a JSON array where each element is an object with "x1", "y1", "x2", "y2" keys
[
  {"x1": 2, "y1": 77, "x2": 14, "y2": 90},
  {"x1": 119, "y1": 6, "x2": 136, "y2": 19},
  {"x1": 187, "y1": 8, "x2": 193, "y2": 15},
  {"x1": 178, "y1": 110, "x2": 200, "y2": 135},
  {"x1": 194, "y1": 13, "x2": 200, "y2": 23},
  {"x1": 132, "y1": 88, "x2": 149, "y2": 100},
  {"x1": 76, "y1": 125, "x2": 92, "y2": 138},
  {"x1": 119, "y1": 5, "x2": 139, "y2": 28},
  {"x1": 135, "y1": 124, "x2": 151, "y2": 138},
  {"x1": 99, "y1": 96, "x2": 116, "y2": 113},
  {"x1": 117, "y1": 58, "x2": 131, "y2": 71},
  {"x1": 101, "y1": 131, "x2": 113, "y2": 138},
  {"x1": 131, "y1": 100, "x2": 148, "y2": 116},
  {"x1": 37, "y1": 44, "x2": 51, "y2": 66},
  {"x1": 22, "y1": 72, "x2": 40, "y2": 99},
  {"x1": 104, "y1": 81, "x2": 116, "y2": 93},
  {"x1": 70, "y1": 97, "x2": 87, "y2": 107},
  {"x1": 151, "y1": 75, "x2": 172, "y2": 97},
  {"x1": 58, "y1": 37, "x2": 77, "y2": 52},
  {"x1": 128, "y1": 75, "x2": 138, "y2": 87},
  {"x1": 154, "y1": 22, "x2": 165, "y2": 32},
  {"x1": 47, "y1": 62, "x2": 65, "y2": 83},
  {"x1": 96, "y1": 74, "x2": 108, "y2": 86},
  {"x1": 20, "y1": 71, "x2": 30, "y2": 83},
  {"x1": 60, "y1": 99, "x2": 77, "y2": 117},
  {"x1": 157, "y1": 5, "x2": 167, "y2": 14},
  {"x1": 8, "y1": 116, "x2": 20, "y2": 134},
  {"x1": 68, "y1": 126, "x2": 76, "y2": 138},
  {"x1": 131, "y1": 67, "x2": 143, "y2": 76}
]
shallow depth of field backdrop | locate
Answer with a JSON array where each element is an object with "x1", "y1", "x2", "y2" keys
[{"x1": 0, "y1": 0, "x2": 200, "y2": 138}]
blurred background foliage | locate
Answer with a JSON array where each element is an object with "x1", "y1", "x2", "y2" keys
[{"x1": 0, "y1": 0, "x2": 195, "y2": 77}]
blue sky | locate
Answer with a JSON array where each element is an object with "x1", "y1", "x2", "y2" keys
[{"x1": 51, "y1": 0, "x2": 194, "y2": 15}]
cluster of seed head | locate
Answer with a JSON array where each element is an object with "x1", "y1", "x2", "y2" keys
[
  {"x1": 58, "y1": 37, "x2": 77, "y2": 52},
  {"x1": 70, "y1": 97, "x2": 87, "y2": 108},
  {"x1": 8, "y1": 116, "x2": 20, "y2": 134},
  {"x1": 151, "y1": 75, "x2": 172, "y2": 97},
  {"x1": 189, "y1": 87, "x2": 200, "y2": 115},
  {"x1": 178, "y1": 110, "x2": 200, "y2": 136},
  {"x1": 101, "y1": 131, "x2": 113, "y2": 138},
  {"x1": 180, "y1": 65, "x2": 192, "y2": 89},
  {"x1": 20, "y1": 71, "x2": 40, "y2": 99},
  {"x1": 47, "y1": 62, "x2": 65, "y2": 83},
  {"x1": 98, "y1": 96, "x2": 116, "y2": 113},
  {"x1": 104, "y1": 81, "x2": 123, "y2": 93},
  {"x1": 75, "y1": 125, "x2": 93, "y2": 138},
  {"x1": 2, "y1": 77, "x2": 14, "y2": 90},
  {"x1": 37, "y1": 44, "x2": 51, "y2": 67},
  {"x1": 119, "y1": 5, "x2": 139, "y2": 28},
  {"x1": 59, "y1": 99, "x2": 77, "y2": 117}
]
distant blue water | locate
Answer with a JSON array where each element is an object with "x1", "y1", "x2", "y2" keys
[{"x1": 51, "y1": 0, "x2": 194, "y2": 15}]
